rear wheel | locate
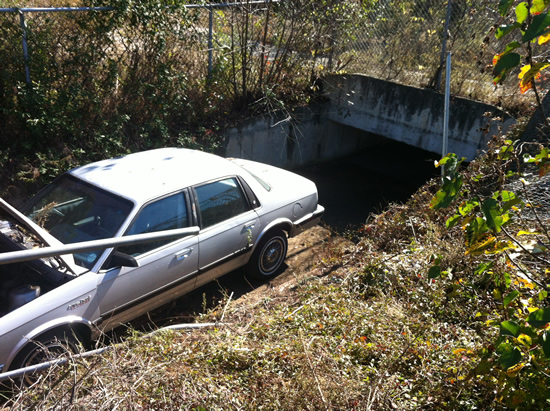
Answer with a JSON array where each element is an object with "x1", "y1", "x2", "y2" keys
[
  {"x1": 245, "y1": 229, "x2": 288, "y2": 279},
  {"x1": 10, "y1": 330, "x2": 81, "y2": 388}
]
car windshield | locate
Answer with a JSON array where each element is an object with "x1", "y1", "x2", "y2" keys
[{"x1": 21, "y1": 174, "x2": 134, "y2": 269}]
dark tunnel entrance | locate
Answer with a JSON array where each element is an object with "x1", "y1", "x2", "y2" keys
[{"x1": 296, "y1": 137, "x2": 441, "y2": 232}]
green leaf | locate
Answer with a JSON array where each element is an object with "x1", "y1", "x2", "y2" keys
[
  {"x1": 500, "y1": 320, "x2": 521, "y2": 337},
  {"x1": 518, "y1": 333, "x2": 532, "y2": 347},
  {"x1": 499, "y1": 0, "x2": 515, "y2": 16},
  {"x1": 484, "y1": 240, "x2": 515, "y2": 255},
  {"x1": 435, "y1": 154, "x2": 464, "y2": 177},
  {"x1": 481, "y1": 198, "x2": 500, "y2": 229},
  {"x1": 430, "y1": 174, "x2": 463, "y2": 210},
  {"x1": 498, "y1": 144, "x2": 514, "y2": 160},
  {"x1": 519, "y1": 62, "x2": 550, "y2": 87},
  {"x1": 430, "y1": 190, "x2": 448, "y2": 210},
  {"x1": 497, "y1": 342, "x2": 522, "y2": 368},
  {"x1": 540, "y1": 331, "x2": 550, "y2": 358},
  {"x1": 525, "y1": 147, "x2": 550, "y2": 164},
  {"x1": 459, "y1": 200, "x2": 479, "y2": 217},
  {"x1": 502, "y1": 41, "x2": 522, "y2": 54},
  {"x1": 428, "y1": 265, "x2": 441, "y2": 279},
  {"x1": 500, "y1": 191, "x2": 523, "y2": 213},
  {"x1": 465, "y1": 217, "x2": 490, "y2": 246},
  {"x1": 503, "y1": 290, "x2": 520, "y2": 307},
  {"x1": 504, "y1": 272, "x2": 512, "y2": 288},
  {"x1": 446, "y1": 214, "x2": 461, "y2": 229},
  {"x1": 502, "y1": 197, "x2": 523, "y2": 213},
  {"x1": 528, "y1": 308, "x2": 550, "y2": 327},
  {"x1": 493, "y1": 52, "x2": 521, "y2": 76},
  {"x1": 475, "y1": 262, "x2": 493, "y2": 276},
  {"x1": 516, "y1": 2, "x2": 529, "y2": 24},
  {"x1": 496, "y1": 23, "x2": 522, "y2": 39},
  {"x1": 522, "y1": 13, "x2": 550, "y2": 42},
  {"x1": 482, "y1": 198, "x2": 511, "y2": 233}
]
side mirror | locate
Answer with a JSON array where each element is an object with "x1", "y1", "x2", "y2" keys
[{"x1": 104, "y1": 251, "x2": 139, "y2": 269}]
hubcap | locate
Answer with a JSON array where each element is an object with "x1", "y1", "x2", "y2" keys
[
  {"x1": 21, "y1": 340, "x2": 72, "y2": 386},
  {"x1": 260, "y1": 238, "x2": 284, "y2": 273}
]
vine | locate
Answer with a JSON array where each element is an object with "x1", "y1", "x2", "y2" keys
[{"x1": 430, "y1": 1, "x2": 550, "y2": 406}]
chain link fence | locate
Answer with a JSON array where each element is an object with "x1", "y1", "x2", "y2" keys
[
  {"x1": 0, "y1": 0, "x2": 540, "y2": 137},
  {"x1": 340, "y1": 0, "x2": 537, "y2": 112}
]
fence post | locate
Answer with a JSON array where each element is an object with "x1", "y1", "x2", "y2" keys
[
  {"x1": 436, "y1": 0, "x2": 452, "y2": 91},
  {"x1": 442, "y1": 51, "x2": 451, "y2": 179},
  {"x1": 18, "y1": 9, "x2": 31, "y2": 84},
  {"x1": 208, "y1": 5, "x2": 213, "y2": 79}
]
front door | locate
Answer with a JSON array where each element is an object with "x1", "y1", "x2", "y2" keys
[{"x1": 96, "y1": 191, "x2": 198, "y2": 327}]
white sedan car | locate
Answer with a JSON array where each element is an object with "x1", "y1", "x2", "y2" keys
[{"x1": 0, "y1": 148, "x2": 323, "y2": 381}]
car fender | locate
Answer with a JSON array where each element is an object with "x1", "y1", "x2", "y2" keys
[
  {"x1": 6, "y1": 315, "x2": 94, "y2": 371},
  {"x1": 249, "y1": 217, "x2": 293, "y2": 256}
]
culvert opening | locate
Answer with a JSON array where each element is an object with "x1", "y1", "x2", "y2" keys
[{"x1": 296, "y1": 138, "x2": 441, "y2": 232}]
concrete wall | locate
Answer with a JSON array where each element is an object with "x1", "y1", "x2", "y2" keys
[
  {"x1": 322, "y1": 74, "x2": 515, "y2": 161},
  {"x1": 224, "y1": 74, "x2": 515, "y2": 167},
  {"x1": 224, "y1": 103, "x2": 386, "y2": 168}
]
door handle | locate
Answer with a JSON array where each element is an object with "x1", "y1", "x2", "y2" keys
[
  {"x1": 175, "y1": 247, "x2": 193, "y2": 260},
  {"x1": 243, "y1": 220, "x2": 256, "y2": 230}
]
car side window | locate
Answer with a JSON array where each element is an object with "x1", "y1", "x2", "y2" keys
[
  {"x1": 195, "y1": 178, "x2": 250, "y2": 228},
  {"x1": 118, "y1": 192, "x2": 188, "y2": 256}
]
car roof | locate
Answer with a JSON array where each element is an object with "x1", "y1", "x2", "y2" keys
[{"x1": 69, "y1": 148, "x2": 244, "y2": 204}]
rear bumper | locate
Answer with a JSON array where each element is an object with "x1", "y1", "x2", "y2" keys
[{"x1": 290, "y1": 204, "x2": 325, "y2": 237}]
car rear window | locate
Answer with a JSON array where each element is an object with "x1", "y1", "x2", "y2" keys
[
  {"x1": 195, "y1": 178, "x2": 250, "y2": 228},
  {"x1": 229, "y1": 160, "x2": 271, "y2": 192}
]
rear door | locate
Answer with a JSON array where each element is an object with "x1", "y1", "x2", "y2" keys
[{"x1": 193, "y1": 177, "x2": 261, "y2": 287}]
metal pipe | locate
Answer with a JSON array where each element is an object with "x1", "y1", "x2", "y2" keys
[
  {"x1": 0, "y1": 322, "x2": 223, "y2": 383},
  {"x1": 17, "y1": 9, "x2": 31, "y2": 84},
  {"x1": 0, "y1": 227, "x2": 199, "y2": 265},
  {"x1": 442, "y1": 51, "x2": 451, "y2": 178},
  {"x1": 436, "y1": 0, "x2": 453, "y2": 91},
  {"x1": 208, "y1": 5, "x2": 213, "y2": 78},
  {"x1": 0, "y1": 346, "x2": 112, "y2": 383}
]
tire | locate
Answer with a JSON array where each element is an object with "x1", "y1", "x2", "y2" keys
[
  {"x1": 10, "y1": 329, "x2": 81, "y2": 388},
  {"x1": 245, "y1": 229, "x2": 288, "y2": 279}
]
